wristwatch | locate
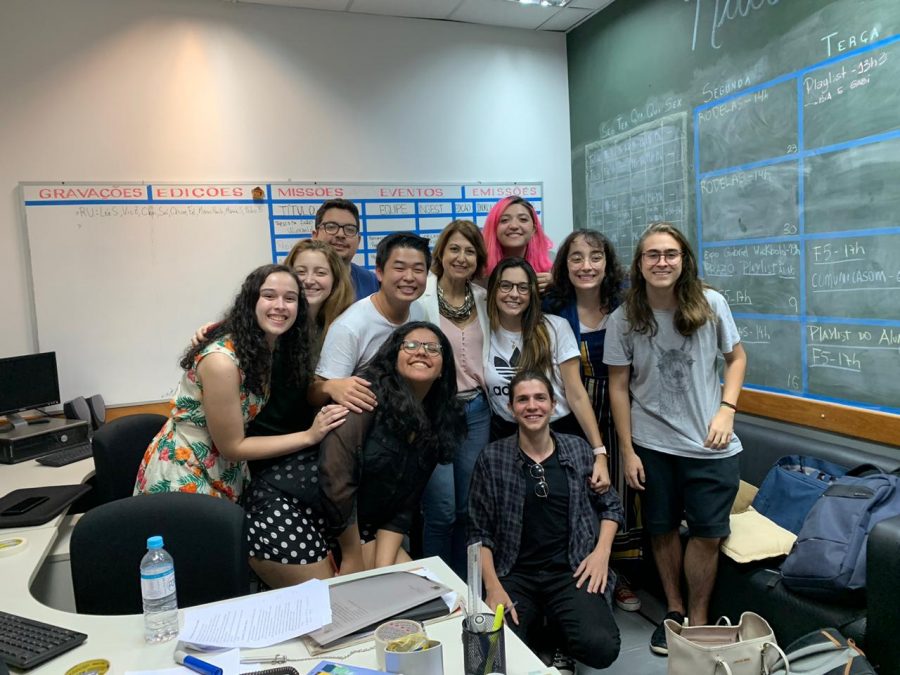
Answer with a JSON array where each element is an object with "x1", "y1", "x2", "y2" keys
[{"x1": 592, "y1": 446, "x2": 608, "y2": 457}]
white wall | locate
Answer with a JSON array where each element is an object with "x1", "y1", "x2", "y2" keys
[{"x1": 0, "y1": 0, "x2": 572, "y2": 357}]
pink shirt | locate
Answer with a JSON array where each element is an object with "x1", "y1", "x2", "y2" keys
[{"x1": 440, "y1": 314, "x2": 485, "y2": 394}]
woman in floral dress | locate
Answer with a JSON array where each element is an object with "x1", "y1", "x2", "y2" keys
[{"x1": 134, "y1": 263, "x2": 347, "y2": 502}]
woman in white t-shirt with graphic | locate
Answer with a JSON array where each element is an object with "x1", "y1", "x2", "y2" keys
[{"x1": 483, "y1": 257, "x2": 610, "y2": 491}]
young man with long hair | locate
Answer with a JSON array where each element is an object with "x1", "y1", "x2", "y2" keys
[{"x1": 604, "y1": 222, "x2": 747, "y2": 656}]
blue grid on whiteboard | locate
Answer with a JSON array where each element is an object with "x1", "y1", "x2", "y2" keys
[
  {"x1": 268, "y1": 184, "x2": 543, "y2": 269},
  {"x1": 585, "y1": 112, "x2": 688, "y2": 263}
]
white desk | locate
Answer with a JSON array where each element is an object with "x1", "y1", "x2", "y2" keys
[
  {"x1": 1, "y1": 458, "x2": 556, "y2": 674},
  {"x1": 2, "y1": 533, "x2": 554, "y2": 674}
]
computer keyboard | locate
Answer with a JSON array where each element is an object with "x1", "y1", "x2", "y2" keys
[
  {"x1": 36, "y1": 443, "x2": 93, "y2": 467},
  {"x1": 0, "y1": 610, "x2": 87, "y2": 670}
]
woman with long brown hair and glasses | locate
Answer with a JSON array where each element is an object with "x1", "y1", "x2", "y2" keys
[{"x1": 483, "y1": 257, "x2": 610, "y2": 491}]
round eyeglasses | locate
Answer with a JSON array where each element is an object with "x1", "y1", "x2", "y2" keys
[
  {"x1": 528, "y1": 462, "x2": 549, "y2": 499},
  {"x1": 641, "y1": 250, "x2": 682, "y2": 264},
  {"x1": 498, "y1": 280, "x2": 531, "y2": 295}
]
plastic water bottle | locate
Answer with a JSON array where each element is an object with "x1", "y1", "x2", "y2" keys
[{"x1": 140, "y1": 535, "x2": 179, "y2": 643}]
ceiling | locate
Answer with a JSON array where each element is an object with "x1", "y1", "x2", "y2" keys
[{"x1": 224, "y1": 0, "x2": 615, "y2": 32}]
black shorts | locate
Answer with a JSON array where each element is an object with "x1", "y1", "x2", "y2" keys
[
  {"x1": 245, "y1": 481, "x2": 331, "y2": 565},
  {"x1": 635, "y1": 445, "x2": 739, "y2": 539}
]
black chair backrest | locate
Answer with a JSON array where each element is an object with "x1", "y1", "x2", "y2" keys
[
  {"x1": 70, "y1": 492, "x2": 249, "y2": 615},
  {"x1": 91, "y1": 414, "x2": 166, "y2": 505}
]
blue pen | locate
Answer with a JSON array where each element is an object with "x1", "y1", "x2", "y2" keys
[{"x1": 174, "y1": 650, "x2": 223, "y2": 675}]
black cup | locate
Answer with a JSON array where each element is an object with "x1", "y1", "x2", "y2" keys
[{"x1": 462, "y1": 613, "x2": 506, "y2": 675}]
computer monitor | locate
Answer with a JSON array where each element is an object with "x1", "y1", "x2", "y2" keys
[{"x1": 0, "y1": 352, "x2": 60, "y2": 430}]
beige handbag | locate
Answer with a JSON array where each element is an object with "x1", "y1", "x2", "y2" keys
[{"x1": 666, "y1": 611, "x2": 788, "y2": 675}]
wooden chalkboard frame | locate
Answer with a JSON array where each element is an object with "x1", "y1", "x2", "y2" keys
[{"x1": 740, "y1": 390, "x2": 899, "y2": 448}]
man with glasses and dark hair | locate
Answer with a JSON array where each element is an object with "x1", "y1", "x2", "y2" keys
[
  {"x1": 312, "y1": 199, "x2": 379, "y2": 299},
  {"x1": 310, "y1": 232, "x2": 430, "y2": 413},
  {"x1": 468, "y1": 370, "x2": 623, "y2": 674}
]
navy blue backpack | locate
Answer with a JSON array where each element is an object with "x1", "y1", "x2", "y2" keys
[{"x1": 781, "y1": 466, "x2": 900, "y2": 598}]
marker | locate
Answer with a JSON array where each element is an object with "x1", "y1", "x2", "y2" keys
[
  {"x1": 491, "y1": 604, "x2": 504, "y2": 631},
  {"x1": 174, "y1": 650, "x2": 223, "y2": 675}
]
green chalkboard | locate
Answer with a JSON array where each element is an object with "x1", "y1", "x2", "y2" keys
[{"x1": 568, "y1": 0, "x2": 900, "y2": 415}]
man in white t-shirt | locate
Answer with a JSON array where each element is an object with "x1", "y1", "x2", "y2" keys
[{"x1": 310, "y1": 232, "x2": 429, "y2": 412}]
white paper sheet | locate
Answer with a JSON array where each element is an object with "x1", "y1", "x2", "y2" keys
[
  {"x1": 125, "y1": 648, "x2": 240, "y2": 674},
  {"x1": 178, "y1": 579, "x2": 332, "y2": 649}
]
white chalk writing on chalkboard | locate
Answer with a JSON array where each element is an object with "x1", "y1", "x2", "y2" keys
[{"x1": 586, "y1": 112, "x2": 688, "y2": 262}]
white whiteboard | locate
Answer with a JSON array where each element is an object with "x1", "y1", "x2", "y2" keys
[{"x1": 21, "y1": 181, "x2": 543, "y2": 405}]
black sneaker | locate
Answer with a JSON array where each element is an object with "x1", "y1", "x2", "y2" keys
[
  {"x1": 650, "y1": 611, "x2": 685, "y2": 655},
  {"x1": 550, "y1": 648, "x2": 575, "y2": 675}
]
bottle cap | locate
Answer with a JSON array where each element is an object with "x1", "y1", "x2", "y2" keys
[{"x1": 147, "y1": 535, "x2": 164, "y2": 549}]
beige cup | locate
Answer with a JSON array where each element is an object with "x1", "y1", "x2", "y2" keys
[
  {"x1": 374, "y1": 619, "x2": 425, "y2": 670},
  {"x1": 383, "y1": 639, "x2": 444, "y2": 675}
]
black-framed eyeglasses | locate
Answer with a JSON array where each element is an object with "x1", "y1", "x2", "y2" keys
[
  {"x1": 528, "y1": 462, "x2": 549, "y2": 499},
  {"x1": 401, "y1": 340, "x2": 443, "y2": 356},
  {"x1": 318, "y1": 221, "x2": 359, "y2": 237},
  {"x1": 498, "y1": 280, "x2": 531, "y2": 295},
  {"x1": 642, "y1": 249, "x2": 682, "y2": 264}
]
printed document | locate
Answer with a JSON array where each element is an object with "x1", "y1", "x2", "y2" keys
[{"x1": 178, "y1": 579, "x2": 331, "y2": 649}]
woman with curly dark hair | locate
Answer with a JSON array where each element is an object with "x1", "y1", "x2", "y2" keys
[
  {"x1": 319, "y1": 321, "x2": 466, "y2": 573},
  {"x1": 134, "y1": 264, "x2": 348, "y2": 502},
  {"x1": 543, "y1": 229, "x2": 643, "y2": 612}
]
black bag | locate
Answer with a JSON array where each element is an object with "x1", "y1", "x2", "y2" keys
[{"x1": 766, "y1": 627, "x2": 875, "y2": 675}]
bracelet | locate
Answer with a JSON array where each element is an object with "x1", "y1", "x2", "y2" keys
[
  {"x1": 720, "y1": 400, "x2": 737, "y2": 411},
  {"x1": 592, "y1": 446, "x2": 607, "y2": 457}
]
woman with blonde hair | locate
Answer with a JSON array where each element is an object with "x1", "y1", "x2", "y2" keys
[{"x1": 283, "y1": 239, "x2": 353, "y2": 350}]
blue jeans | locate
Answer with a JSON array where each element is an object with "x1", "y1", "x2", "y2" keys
[{"x1": 422, "y1": 392, "x2": 491, "y2": 580}]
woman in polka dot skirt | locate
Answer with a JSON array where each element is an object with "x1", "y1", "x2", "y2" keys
[{"x1": 243, "y1": 241, "x2": 355, "y2": 588}]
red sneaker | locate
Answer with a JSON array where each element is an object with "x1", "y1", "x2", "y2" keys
[{"x1": 614, "y1": 578, "x2": 641, "y2": 612}]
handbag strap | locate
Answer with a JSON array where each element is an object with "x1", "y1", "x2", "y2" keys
[
  {"x1": 846, "y1": 463, "x2": 887, "y2": 477},
  {"x1": 714, "y1": 616, "x2": 732, "y2": 626},
  {"x1": 762, "y1": 640, "x2": 791, "y2": 675},
  {"x1": 714, "y1": 658, "x2": 734, "y2": 675}
]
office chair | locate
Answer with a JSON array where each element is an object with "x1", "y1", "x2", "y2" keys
[
  {"x1": 70, "y1": 492, "x2": 250, "y2": 615},
  {"x1": 90, "y1": 413, "x2": 166, "y2": 505}
]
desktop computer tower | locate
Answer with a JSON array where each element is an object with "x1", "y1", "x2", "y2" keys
[{"x1": 0, "y1": 419, "x2": 91, "y2": 464}]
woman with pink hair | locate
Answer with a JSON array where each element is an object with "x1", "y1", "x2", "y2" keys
[{"x1": 482, "y1": 196, "x2": 554, "y2": 292}]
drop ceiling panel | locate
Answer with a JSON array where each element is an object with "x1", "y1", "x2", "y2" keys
[
  {"x1": 537, "y1": 7, "x2": 594, "y2": 31},
  {"x1": 568, "y1": 0, "x2": 616, "y2": 10},
  {"x1": 347, "y1": 0, "x2": 460, "y2": 20},
  {"x1": 226, "y1": 0, "x2": 613, "y2": 32},
  {"x1": 451, "y1": 0, "x2": 559, "y2": 30},
  {"x1": 236, "y1": 0, "x2": 352, "y2": 11}
]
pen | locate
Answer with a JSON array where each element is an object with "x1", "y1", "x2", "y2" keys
[{"x1": 174, "y1": 650, "x2": 223, "y2": 675}]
